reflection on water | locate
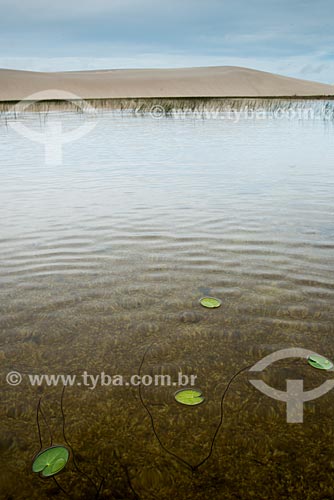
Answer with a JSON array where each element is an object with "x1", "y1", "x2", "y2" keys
[{"x1": 0, "y1": 114, "x2": 334, "y2": 499}]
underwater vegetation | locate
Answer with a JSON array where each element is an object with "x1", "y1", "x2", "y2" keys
[{"x1": 29, "y1": 327, "x2": 333, "y2": 499}]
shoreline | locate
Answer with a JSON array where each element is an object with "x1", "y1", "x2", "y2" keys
[{"x1": 1, "y1": 96, "x2": 334, "y2": 118}]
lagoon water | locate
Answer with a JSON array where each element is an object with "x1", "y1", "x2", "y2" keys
[{"x1": 1, "y1": 112, "x2": 334, "y2": 499}]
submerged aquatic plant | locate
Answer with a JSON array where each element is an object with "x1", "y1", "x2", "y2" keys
[
  {"x1": 32, "y1": 393, "x2": 106, "y2": 498},
  {"x1": 138, "y1": 344, "x2": 253, "y2": 472}
]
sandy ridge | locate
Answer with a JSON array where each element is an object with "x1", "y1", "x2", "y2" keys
[{"x1": 0, "y1": 66, "x2": 333, "y2": 101}]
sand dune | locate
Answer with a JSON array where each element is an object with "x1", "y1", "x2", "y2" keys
[{"x1": 0, "y1": 66, "x2": 333, "y2": 101}]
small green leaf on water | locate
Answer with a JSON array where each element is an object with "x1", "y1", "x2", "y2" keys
[
  {"x1": 174, "y1": 389, "x2": 205, "y2": 406},
  {"x1": 199, "y1": 297, "x2": 221, "y2": 309},
  {"x1": 307, "y1": 354, "x2": 333, "y2": 371},
  {"x1": 32, "y1": 446, "x2": 69, "y2": 477}
]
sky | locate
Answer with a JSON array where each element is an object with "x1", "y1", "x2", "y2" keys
[{"x1": 0, "y1": 0, "x2": 333, "y2": 83}]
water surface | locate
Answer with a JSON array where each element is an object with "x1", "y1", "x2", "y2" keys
[{"x1": 1, "y1": 113, "x2": 334, "y2": 499}]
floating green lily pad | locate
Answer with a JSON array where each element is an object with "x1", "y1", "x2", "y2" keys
[
  {"x1": 307, "y1": 354, "x2": 333, "y2": 371},
  {"x1": 199, "y1": 297, "x2": 221, "y2": 309},
  {"x1": 32, "y1": 446, "x2": 69, "y2": 477},
  {"x1": 174, "y1": 389, "x2": 205, "y2": 406}
]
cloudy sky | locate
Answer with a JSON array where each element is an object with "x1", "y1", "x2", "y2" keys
[{"x1": 0, "y1": 0, "x2": 333, "y2": 83}]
